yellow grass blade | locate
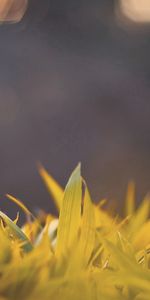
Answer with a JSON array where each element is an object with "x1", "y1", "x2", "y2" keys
[
  {"x1": 133, "y1": 221, "x2": 150, "y2": 250},
  {"x1": 94, "y1": 204, "x2": 114, "y2": 229},
  {"x1": 0, "y1": 211, "x2": 33, "y2": 252},
  {"x1": 129, "y1": 195, "x2": 150, "y2": 236},
  {"x1": 78, "y1": 181, "x2": 95, "y2": 267},
  {"x1": 67, "y1": 181, "x2": 95, "y2": 272},
  {"x1": 5, "y1": 194, "x2": 42, "y2": 233},
  {"x1": 13, "y1": 212, "x2": 20, "y2": 224},
  {"x1": 6, "y1": 194, "x2": 34, "y2": 219},
  {"x1": 38, "y1": 164, "x2": 64, "y2": 211},
  {"x1": 56, "y1": 164, "x2": 82, "y2": 257}
]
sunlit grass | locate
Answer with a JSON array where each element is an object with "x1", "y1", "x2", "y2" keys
[{"x1": 0, "y1": 164, "x2": 150, "y2": 299}]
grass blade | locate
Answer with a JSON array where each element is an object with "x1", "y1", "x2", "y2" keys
[
  {"x1": 38, "y1": 164, "x2": 63, "y2": 211},
  {"x1": 56, "y1": 164, "x2": 82, "y2": 257},
  {"x1": 0, "y1": 211, "x2": 33, "y2": 253}
]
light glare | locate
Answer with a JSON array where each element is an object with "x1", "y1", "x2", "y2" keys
[
  {"x1": 118, "y1": 0, "x2": 150, "y2": 23},
  {"x1": 0, "y1": 0, "x2": 28, "y2": 22}
]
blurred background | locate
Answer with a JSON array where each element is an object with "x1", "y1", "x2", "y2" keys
[{"x1": 0, "y1": 0, "x2": 150, "y2": 218}]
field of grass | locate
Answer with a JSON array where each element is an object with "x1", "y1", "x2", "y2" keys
[{"x1": 0, "y1": 164, "x2": 150, "y2": 300}]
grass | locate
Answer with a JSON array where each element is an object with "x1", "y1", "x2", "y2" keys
[{"x1": 0, "y1": 164, "x2": 150, "y2": 299}]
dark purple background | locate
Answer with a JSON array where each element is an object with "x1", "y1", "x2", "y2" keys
[{"x1": 0, "y1": 0, "x2": 150, "y2": 218}]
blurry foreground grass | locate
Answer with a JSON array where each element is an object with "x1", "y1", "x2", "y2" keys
[{"x1": 0, "y1": 164, "x2": 150, "y2": 300}]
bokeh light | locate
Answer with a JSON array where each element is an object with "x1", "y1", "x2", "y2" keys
[
  {"x1": 117, "y1": 0, "x2": 150, "y2": 23},
  {"x1": 0, "y1": 0, "x2": 28, "y2": 22}
]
